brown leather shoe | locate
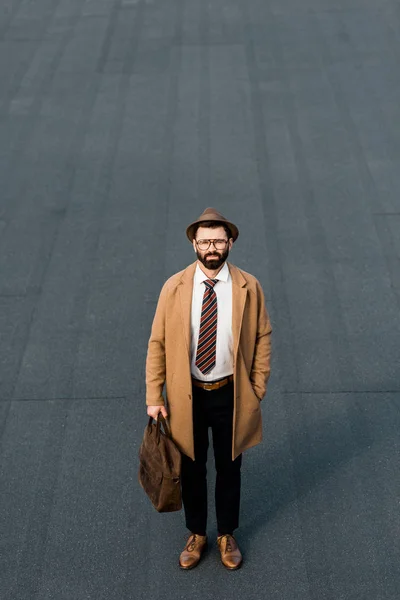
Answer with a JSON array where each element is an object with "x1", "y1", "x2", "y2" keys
[
  {"x1": 179, "y1": 534, "x2": 208, "y2": 570},
  {"x1": 217, "y1": 534, "x2": 243, "y2": 570}
]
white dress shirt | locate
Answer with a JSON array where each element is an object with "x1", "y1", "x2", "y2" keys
[{"x1": 190, "y1": 262, "x2": 233, "y2": 381}]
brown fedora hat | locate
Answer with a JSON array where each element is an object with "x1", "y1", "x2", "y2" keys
[{"x1": 186, "y1": 207, "x2": 239, "y2": 242}]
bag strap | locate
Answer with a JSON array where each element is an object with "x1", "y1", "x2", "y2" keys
[{"x1": 148, "y1": 414, "x2": 172, "y2": 444}]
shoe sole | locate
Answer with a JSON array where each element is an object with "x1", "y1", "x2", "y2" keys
[{"x1": 179, "y1": 561, "x2": 199, "y2": 570}]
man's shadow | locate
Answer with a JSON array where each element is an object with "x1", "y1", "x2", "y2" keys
[{"x1": 240, "y1": 392, "x2": 384, "y2": 538}]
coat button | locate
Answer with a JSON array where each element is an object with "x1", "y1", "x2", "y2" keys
[{"x1": 188, "y1": 394, "x2": 192, "y2": 400}]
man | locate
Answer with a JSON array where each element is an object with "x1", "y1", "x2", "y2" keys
[{"x1": 145, "y1": 207, "x2": 272, "y2": 570}]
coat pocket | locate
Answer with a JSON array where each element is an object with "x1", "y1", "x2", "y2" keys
[{"x1": 245, "y1": 377, "x2": 261, "y2": 411}]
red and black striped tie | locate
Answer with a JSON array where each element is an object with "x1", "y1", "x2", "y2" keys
[{"x1": 195, "y1": 278, "x2": 218, "y2": 374}]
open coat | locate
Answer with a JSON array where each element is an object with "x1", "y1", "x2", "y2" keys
[{"x1": 145, "y1": 261, "x2": 272, "y2": 460}]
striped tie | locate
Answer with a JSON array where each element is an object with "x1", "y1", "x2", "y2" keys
[{"x1": 195, "y1": 279, "x2": 218, "y2": 375}]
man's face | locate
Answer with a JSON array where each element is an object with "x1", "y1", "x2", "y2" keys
[{"x1": 193, "y1": 226, "x2": 233, "y2": 270}]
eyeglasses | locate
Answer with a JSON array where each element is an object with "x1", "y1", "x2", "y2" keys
[{"x1": 195, "y1": 239, "x2": 229, "y2": 251}]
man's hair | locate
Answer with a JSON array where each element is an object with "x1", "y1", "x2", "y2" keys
[{"x1": 193, "y1": 220, "x2": 232, "y2": 240}]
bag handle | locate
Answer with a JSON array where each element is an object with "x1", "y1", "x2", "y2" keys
[{"x1": 147, "y1": 414, "x2": 172, "y2": 444}]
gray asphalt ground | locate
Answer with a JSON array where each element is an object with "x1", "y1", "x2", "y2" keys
[{"x1": 1, "y1": 0, "x2": 400, "y2": 598}]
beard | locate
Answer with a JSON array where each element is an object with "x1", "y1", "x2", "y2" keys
[{"x1": 196, "y1": 246, "x2": 230, "y2": 270}]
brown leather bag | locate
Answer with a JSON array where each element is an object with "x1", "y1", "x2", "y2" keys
[{"x1": 138, "y1": 415, "x2": 182, "y2": 512}]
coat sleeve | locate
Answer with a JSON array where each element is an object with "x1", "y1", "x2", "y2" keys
[
  {"x1": 145, "y1": 281, "x2": 169, "y2": 406},
  {"x1": 250, "y1": 282, "x2": 272, "y2": 401}
]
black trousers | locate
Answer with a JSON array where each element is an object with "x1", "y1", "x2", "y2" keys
[{"x1": 180, "y1": 380, "x2": 242, "y2": 536}]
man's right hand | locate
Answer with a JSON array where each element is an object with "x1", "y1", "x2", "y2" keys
[{"x1": 147, "y1": 405, "x2": 168, "y2": 420}]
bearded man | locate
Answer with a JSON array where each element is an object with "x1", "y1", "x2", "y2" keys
[{"x1": 145, "y1": 207, "x2": 272, "y2": 570}]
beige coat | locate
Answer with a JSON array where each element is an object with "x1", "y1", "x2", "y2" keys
[{"x1": 145, "y1": 261, "x2": 272, "y2": 460}]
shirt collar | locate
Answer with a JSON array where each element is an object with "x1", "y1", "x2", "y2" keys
[{"x1": 195, "y1": 262, "x2": 230, "y2": 285}]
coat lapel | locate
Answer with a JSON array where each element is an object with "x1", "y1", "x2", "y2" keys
[
  {"x1": 229, "y1": 262, "x2": 248, "y2": 361},
  {"x1": 178, "y1": 261, "x2": 197, "y2": 355}
]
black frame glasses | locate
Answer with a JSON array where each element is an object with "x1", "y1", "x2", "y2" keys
[{"x1": 195, "y1": 238, "x2": 230, "y2": 251}]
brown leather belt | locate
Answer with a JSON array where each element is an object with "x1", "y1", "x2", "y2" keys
[{"x1": 191, "y1": 374, "x2": 233, "y2": 391}]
